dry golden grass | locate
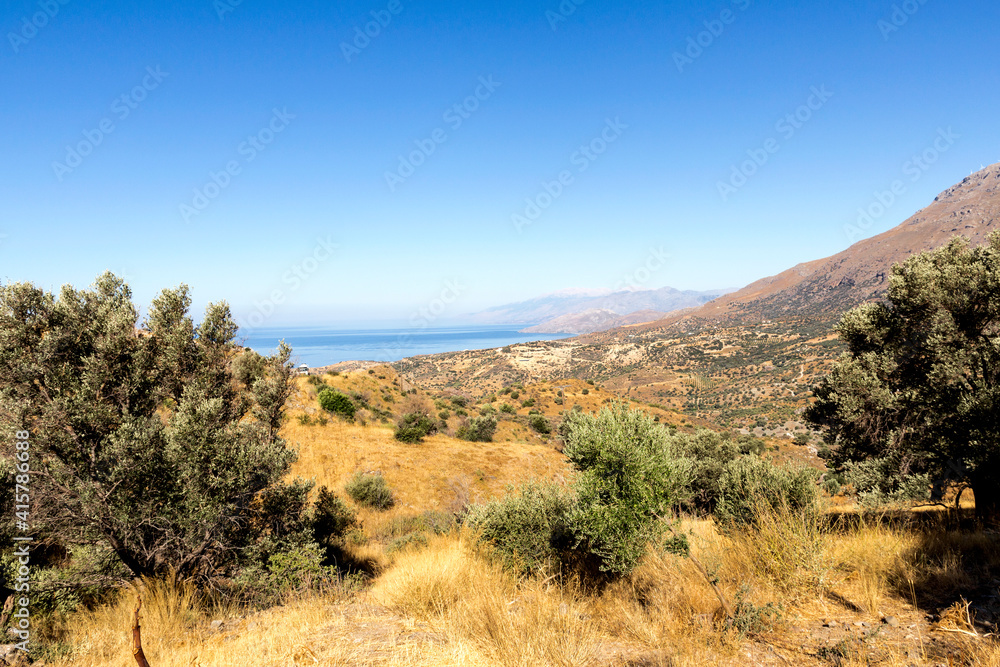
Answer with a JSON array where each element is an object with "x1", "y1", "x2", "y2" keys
[{"x1": 41, "y1": 370, "x2": 1000, "y2": 666}]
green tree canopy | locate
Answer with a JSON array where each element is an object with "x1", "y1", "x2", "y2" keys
[
  {"x1": 806, "y1": 234, "x2": 1000, "y2": 524},
  {"x1": 0, "y1": 273, "x2": 307, "y2": 580}
]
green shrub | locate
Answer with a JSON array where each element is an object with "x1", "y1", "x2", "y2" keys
[
  {"x1": 529, "y1": 414, "x2": 551, "y2": 434},
  {"x1": 312, "y1": 487, "x2": 357, "y2": 547},
  {"x1": 438, "y1": 409, "x2": 451, "y2": 420},
  {"x1": 562, "y1": 403, "x2": 692, "y2": 575},
  {"x1": 479, "y1": 404, "x2": 496, "y2": 416},
  {"x1": 554, "y1": 397, "x2": 564, "y2": 406},
  {"x1": 498, "y1": 403, "x2": 516, "y2": 415},
  {"x1": 318, "y1": 388, "x2": 356, "y2": 420},
  {"x1": 670, "y1": 430, "x2": 765, "y2": 514},
  {"x1": 521, "y1": 398, "x2": 536, "y2": 408},
  {"x1": 823, "y1": 477, "x2": 841, "y2": 496},
  {"x1": 714, "y1": 456, "x2": 819, "y2": 529},
  {"x1": 233, "y1": 543, "x2": 335, "y2": 607},
  {"x1": 455, "y1": 408, "x2": 468, "y2": 417},
  {"x1": 394, "y1": 412, "x2": 438, "y2": 443},
  {"x1": 510, "y1": 391, "x2": 520, "y2": 400},
  {"x1": 457, "y1": 415, "x2": 497, "y2": 443},
  {"x1": 345, "y1": 472, "x2": 395, "y2": 510},
  {"x1": 466, "y1": 482, "x2": 576, "y2": 574},
  {"x1": 557, "y1": 390, "x2": 564, "y2": 397},
  {"x1": 843, "y1": 458, "x2": 930, "y2": 509},
  {"x1": 581, "y1": 388, "x2": 590, "y2": 395},
  {"x1": 586, "y1": 380, "x2": 595, "y2": 386},
  {"x1": 450, "y1": 396, "x2": 469, "y2": 408}
]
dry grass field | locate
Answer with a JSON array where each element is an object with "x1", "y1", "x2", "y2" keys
[{"x1": 40, "y1": 371, "x2": 1000, "y2": 666}]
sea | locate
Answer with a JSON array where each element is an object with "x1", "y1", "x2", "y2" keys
[{"x1": 241, "y1": 325, "x2": 574, "y2": 368}]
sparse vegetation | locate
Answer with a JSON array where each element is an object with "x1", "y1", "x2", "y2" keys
[
  {"x1": 318, "y1": 387, "x2": 357, "y2": 420},
  {"x1": 457, "y1": 415, "x2": 498, "y2": 443},
  {"x1": 345, "y1": 472, "x2": 395, "y2": 510},
  {"x1": 394, "y1": 412, "x2": 438, "y2": 443}
]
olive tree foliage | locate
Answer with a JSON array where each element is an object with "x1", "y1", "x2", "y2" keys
[
  {"x1": 562, "y1": 403, "x2": 692, "y2": 575},
  {"x1": 805, "y1": 234, "x2": 1000, "y2": 524},
  {"x1": 0, "y1": 273, "x2": 307, "y2": 580}
]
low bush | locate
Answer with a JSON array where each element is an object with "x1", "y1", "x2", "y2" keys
[
  {"x1": 498, "y1": 403, "x2": 516, "y2": 415},
  {"x1": 466, "y1": 481, "x2": 576, "y2": 574},
  {"x1": 521, "y1": 398, "x2": 536, "y2": 408},
  {"x1": 457, "y1": 415, "x2": 497, "y2": 443},
  {"x1": 345, "y1": 472, "x2": 395, "y2": 510},
  {"x1": 529, "y1": 414, "x2": 551, "y2": 434},
  {"x1": 394, "y1": 412, "x2": 438, "y2": 443},
  {"x1": 312, "y1": 487, "x2": 357, "y2": 547},
  {"x1": 318, "y1": 388, "x2": 356, "y2": 420},
  {"x1": 715, "y1": 456, "x2": 819, "y2": 529}
]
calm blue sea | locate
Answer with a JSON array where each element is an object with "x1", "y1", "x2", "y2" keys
[{"x1": 241, "y1": 325, "x2": 573, "y2": 368}]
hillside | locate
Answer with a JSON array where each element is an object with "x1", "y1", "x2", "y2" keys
[
  {"x1": 396, "y1": 163, "x2": 1000, "y2": 435},
  {"x1": 48, "y1": 367, "x2": 998, "y2": 667}
]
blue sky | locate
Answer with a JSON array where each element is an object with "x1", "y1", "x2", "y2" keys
[{"x1": 2, "y1": 0, "x2": 998, "y2": 327}]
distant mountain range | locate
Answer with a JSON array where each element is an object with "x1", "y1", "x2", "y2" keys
[{"x1": 469, "y1": 286, "x2": 735, "y2": 334}]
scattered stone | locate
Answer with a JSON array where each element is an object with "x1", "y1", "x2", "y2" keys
[
  {"x1": 861, "y1": 621, "x2": 871, "y2": 628},
  {"x1": 823, "y1": 620, "x2": 839, "y2": 628},
  {"x1": 558, "y1": 603, "x2": 569, "y2": 616},
  {"x1": 853, "y1": 621, "x2": 865, "y2": 627},
  {"x1": 883, "y1": 616, "x2": 899, "y2": 627},
  {"x1": 210, "y1": 619, "x2": 226, "y2": 631}
]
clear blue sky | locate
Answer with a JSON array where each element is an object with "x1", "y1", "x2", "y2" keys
[{"x1": 2, "y1": 0, "x2": 998, "y2": 327}]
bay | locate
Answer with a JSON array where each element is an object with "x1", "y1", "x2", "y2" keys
[{"x1": 241, "y1": 325, "x2": 573, "y2": 368}]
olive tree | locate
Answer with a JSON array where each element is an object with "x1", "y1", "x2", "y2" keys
[
  {"x1": 0, "y1": 273, "x2": 308, "y2": 580},
  {"x1": 806, "y1": 234, "x2": 1000, "y2": 524}
]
